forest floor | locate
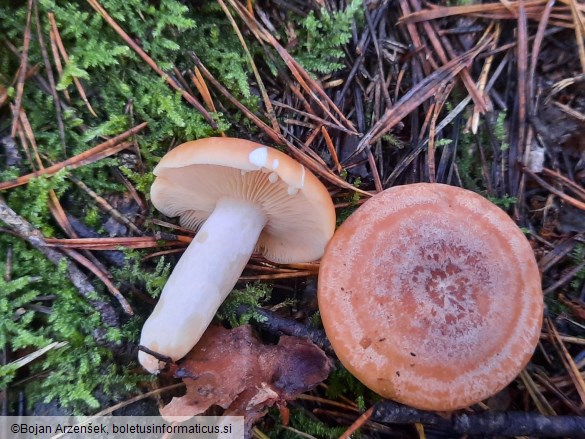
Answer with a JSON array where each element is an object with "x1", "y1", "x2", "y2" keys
[{"x1": 1, "y1": 0, "x2": 585, "y2": 438}]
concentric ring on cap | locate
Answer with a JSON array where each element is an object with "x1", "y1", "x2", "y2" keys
[{"x1": 318, "y1": 183, "x2": 543, "y2": 411}]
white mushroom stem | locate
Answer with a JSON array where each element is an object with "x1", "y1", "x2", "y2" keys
[{"x1": 139, "y1": 197, "x2": 267, "y2": 373}]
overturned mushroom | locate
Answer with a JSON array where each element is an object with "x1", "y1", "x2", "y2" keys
[
  {"x1": 139, "y1": 137, "x2": 336, "y2": 373},
  {"x1": 318, "y1": 183, "x2": 543, "y2": 411}
]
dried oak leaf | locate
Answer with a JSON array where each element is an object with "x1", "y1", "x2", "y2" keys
[{"x1": 160, "y1": 325, "x2": 332, "y2": 431}]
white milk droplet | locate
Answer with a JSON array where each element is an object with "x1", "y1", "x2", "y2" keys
[
  {"x1": 268, "y1": 172, "x2": 278, "y2": 183},
  {"x1": 249, "y1": 147, "x2": 268, "y2": 168}
]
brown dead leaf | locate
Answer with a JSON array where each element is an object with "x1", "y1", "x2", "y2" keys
[{"x1": 160, "y1": 325, "x2": 332, "y2": 432}]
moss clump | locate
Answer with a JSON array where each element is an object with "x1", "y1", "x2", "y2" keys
[
  {"x1": 0, "y1": 238, "x2": 143, "y2": 411},
  {"x1": 277, "y1": 409, "x2": 349, "y2": 439},
  {"x1": 218, "y1": 283, "x2": 272, "y2": 328},
  {"x1": 0, "y1": 0, "x2": 260, "y2": 412},
  {"x1": 292, "y1": 0, "x2": 362, "y2": 74}
]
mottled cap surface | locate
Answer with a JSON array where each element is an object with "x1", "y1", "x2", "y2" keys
[
  {"x1": 151, "y1": 137, "x2": 336, "y2": 263},
  {"x1": 318, "y1": 183, "x2": 543, "y2": 411}
]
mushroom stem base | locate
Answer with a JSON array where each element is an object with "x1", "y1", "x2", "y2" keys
[{"x1": 139, "y1": 198, "x2": 266, "y2": 373}]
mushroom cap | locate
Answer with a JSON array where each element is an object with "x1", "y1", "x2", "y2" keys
[
  {"x1": 318, "y1": 183, "x2": 543, "y2": 411},
  {"x1": 151, "y1": 137, "x2": 336, "y2": 263}
]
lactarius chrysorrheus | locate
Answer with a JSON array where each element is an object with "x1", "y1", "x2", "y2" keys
[
  {"x1": 139, "y1": 138, "x2": 336, "y2": 373},
  {"x1": 318, "y1": 183, "x2": 543, "y2": 411}
]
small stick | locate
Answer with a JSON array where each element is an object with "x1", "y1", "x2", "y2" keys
[
  {"x1": 111, "y1": 168, "x2": 148, "y2": 214},
  {"x1": 554, "y1": 101, "x2": 585, "y2": 122},
  {"x1": 271, "y1": 100, "x2": 356, "y2": 134},
  {"x1": 141, "y1": 248, "x2": 184, "y2": 261},
  {"x1": 69, "y1": 176, "x2": 142, "y2": 235},
  {"x1": 47, "y1": 14, "x2": 71, "y2": 102},
  {"x1": 34, "y1": 3, "x2": 66, "y2": 152},
  {"x1": 44, "y1": 236, "x2": 189, "y2": 250},
  {"x1": 373, "y1": 400, "x2": 585, "y2": 437},
  {"x1": 514, "y1": 0, "x2": 529, "y2": 206},
  {"x1": 546, "y1": 317, "x2": 585, "y2": 406},
  {"x1": 541, "y1": 333, "x2": 585, "y2": 345},
  {"x1": 62, "y1": 248, "x2": 133, "y2": 315},
  {"x1": 10, "y1": 0, "x2": 34, "y2": 137},
  {"x1": 339, "y1": 406, "x2": 376, "y2": 439},
  {"x1": 399, "y1": 1, "x2": 574, "y2": 28},
  {"x1": 522, "y1": 166, "x2": 585, "y2": 211},
  {"x1": 238, "y1": 271, "x2": 314, "y2": 281},
  {"x1": 568, "y1": 0, "x2": 585, "y2": 73},
  {"x1": 543, "y1": 260, "x2": 585, "y2": 294},
  {"x1": 189, "y1": 68, "x2": 217, "y2": 113},
  {"x1": 520, "y1": 369, "x2": 556, "y2": 416},
  {"x1": 366, "y1": 148, "x2": 383, "y2": 193},
  {"x1": 0, "y1": 197, "x2": 119, "y2": 327},
  {"x1": 320, "y1": 127, "x2": 342, "y2": 173},
  {"x1": 216, "y1": 0, "x2": 281, "y2": 135},
  {"x1": 528, "y1": 0, "x2": 556, "y2": 105},
  {"x1": 236, "y1": 305, "x2": 332, "y2": 354},
  {"x1": 47, "y1": 12, "x2": 97, "y2": 117},
  {"x1": 0, "y1": 122, "x2": 147, "y2": 191},
  {"x1": 296, "y1": 394, "x2": 360, "y2": 412},
  {"x1": 137, "y1": 345, "x2": 172, "y2": 365}
]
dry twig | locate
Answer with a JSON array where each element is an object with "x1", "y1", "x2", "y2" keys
[{"x1": 0, "y1": 197, "x2": 119, "y2": 327}]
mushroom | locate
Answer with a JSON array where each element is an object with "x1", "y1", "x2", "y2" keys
[
  {"x1": 318, "y1": 183, "x2": 543, "y2": 411},
  {"x1": 139, "y1": 137, "x2": 336, "y2": 373}
]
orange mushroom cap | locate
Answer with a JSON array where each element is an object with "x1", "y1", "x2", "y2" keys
[{"x1": 318, "y1": 183, "x2": 543, "y2": 411}]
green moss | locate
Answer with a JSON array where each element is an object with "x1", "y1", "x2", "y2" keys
[
  {"x1": 381, "y1": 134, "x2": 404, "y2": 148},
  {"x1": 28, "y1": 289, "x2": 142, "y2": 411},
  {"x1": 336, "y1": 178, "x2": 362, "y2": 226},
  {"x1": 0, "y1": 0, "x2": 264, "y2": 412},
  {"x1": 0, "y1": 239, "x2": 142, "y2": 412},
  {"x1": 494, "y1": 111, "x2": 509, "y2": 151},
  {"x1": 113, "y1": 250, "x2": 171, "y2": 299},
  {"x1": 292, "y1": 0, "x2": 362, "y2": 74},
  {"x1": 325, "y1": 367, "x2": 370, "y2": 403},
  {"x1": 309, "y1": 310, "x2": 322, "y2": 328},
  {"x1": 487, "y1": 195, "x2": 517, "y2": 210},
  {"x1": 568, "y1": 244, "x2": 585, "y2": 294},
  {"x1": 6, "y1": 171, "x2": 69, "y2": 236},
  {"x1": 218, "y1": 283, "x2": 272, "y2": 328},
  {"x1": 455, "y1": 110, "x2": 511, "y2": 193},
  {"x1": 455, "y1": 128, "x2": 482, "y2": 192},
  {"x1": 278, "y1": 409, "x2": 349, "y2": 439},
  {"x1": 83, "y1": 207, "x2": 102, "y2": 229}
]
